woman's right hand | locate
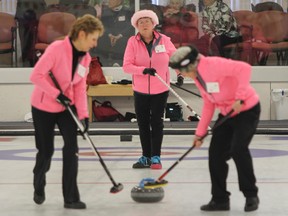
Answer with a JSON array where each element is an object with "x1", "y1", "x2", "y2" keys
[{"x1": 193, "y1": 135, "x2": 204, "y2": 147}]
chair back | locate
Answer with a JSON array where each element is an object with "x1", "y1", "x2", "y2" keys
[
  {"x1": 37, "y1": 12, "x2": 76, "y2": 44},
  {"x1": 233, "y1": 10, "x2": 255, "y2": 26},
  {"x1": 253, "y1": 11, "x2": 288, "y2": 43},
  {"x1": 0, "y1": 12, "x2": 16, "y2": 43},
  {"x1": 252, "y1": 2, "x2": 284, "y2": 12}
]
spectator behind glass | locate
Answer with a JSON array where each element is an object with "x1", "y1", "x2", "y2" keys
[
  {"x1": 89, "y1": 0, "x2": 102, "y2": 18},
  {"x1": 90, "y1": 0, "x2": 134, "y2": 66},
  {"x1": 162, "y1": 0, "x2": 198, "y2": 48},
  {"x1": 199, "y1": 0, "x2": 241, "y2": 56},
  {"x1": 15, "y1": 0, "x2": 47, "y2": 67}
]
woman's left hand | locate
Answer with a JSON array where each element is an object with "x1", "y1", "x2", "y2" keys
[{"x1": 232, "y1": 100, "x2": 243, "y2": 113}]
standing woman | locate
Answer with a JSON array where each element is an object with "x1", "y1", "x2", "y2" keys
[
  {"x1": 30, "y1": 15, "x2": 104, "y2": 209},
  {"x1": 123, "y1": 10, "x2": 178, "y2": 169}
]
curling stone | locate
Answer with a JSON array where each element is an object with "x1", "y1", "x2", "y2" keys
[{"x1": 131, "y1": 186, "x2": 164, "y2": 203}]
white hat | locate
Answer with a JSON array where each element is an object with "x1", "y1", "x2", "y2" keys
[
  {"x1": 169, "y1": 45, "x2": 199, "y2": 70},
  {"x1": 131, "y1": 9, "x2": 159, "y2": 29}
]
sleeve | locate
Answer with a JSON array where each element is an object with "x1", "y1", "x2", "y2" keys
[
  {"x1": 122, "y1": 37, "x2": 146, "y2": 75},
  {"x1": 201, "y1": 10, "x2": 215, "y2": 37},
  {"x1": 165, "y1": 36, "x2": 177, "y2": 57},
  {"x1": 164, "y1": 36, "x2": 179, "y2": 75},
  {"x1": 220, "y1": 4, "x2": 237, "y2": 32},
  {"x1": 213, "y1": 58, "x2": 252, "y2": 101},
  {"x1": 195, "y1": 93, "x2": 215, "y2": 137},
  {"x1": 234, "y1": 62, "x2": 252, "y2": 101},
  {"x1": 29, "y1": 44, "x2": 60, "y2": 100}
]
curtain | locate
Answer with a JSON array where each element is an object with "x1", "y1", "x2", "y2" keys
[{"x1": 0, "y1": 0, "x2": 17, "y2": 15}]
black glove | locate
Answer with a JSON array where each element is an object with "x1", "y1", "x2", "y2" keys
[
  {"x1": 143, "y1": 68, "x2": 156, "y2": 76},
  {"x1": 56, "y1": 93, "x2": 71, "y2": 106},
  {"x1": 176, "y1": 74, "x2": 184, "y2": 86},
  {"x1": 80, "y1": 118, "x2": 89, "y2": 134}
]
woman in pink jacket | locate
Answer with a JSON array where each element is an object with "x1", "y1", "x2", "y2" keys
[
  {"x1": 30, "y1": 15, "x2": 104, "y2": 209},
  {"x1": 169, "y1": 45, "x2": 260, "y2": 212},
  {"x1": 123, "y1": 10, "x2": 177, "y2": 169}
]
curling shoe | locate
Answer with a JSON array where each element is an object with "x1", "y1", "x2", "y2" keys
[
  {"x1": 64, "y1": 201, "x2": 86, "y2": 209},
  {"x1": 33, "y1": 191, "x2": 45, "y2": 205},
  {"x1": 132, "y1": 156, "x2": 151, "y2": 168},
  {"x1": 200, "y1": 200, "x2": 230, "y2": 211},
  {"x1": 244, "y1": 196, "x2": 259, "y2": 212},
  {"x1": 150, "y1": 156, "x2": 162, "y2": 170}
]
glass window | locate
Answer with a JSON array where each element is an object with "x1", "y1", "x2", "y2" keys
[{"x1": 0, "y1": 0, "x2": 287, "y2": 67}]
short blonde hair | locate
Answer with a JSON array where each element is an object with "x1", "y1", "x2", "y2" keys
[{"x1": 69, "y1": 14, "x2": 104, "y2": 40}]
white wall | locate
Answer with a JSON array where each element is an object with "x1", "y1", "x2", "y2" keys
[{"x1": 0, "y1": 67, "x2": 287, "y2": 122}]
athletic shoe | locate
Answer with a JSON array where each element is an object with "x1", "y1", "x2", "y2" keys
[
  {"x1": 64, "y1": 201, "x2": 86, "y2": 209},
  {"x1": 33, "y1": 191, "x2": 45, "y2": 205},
  {"x1": 132, "y1": 156, "x2": 151, "y2": 168},
  {"x1": 244, "y1": 196, "x2": 259, "y2": 212},
  {"x1": 150, "y1": 156, "x2": 162, "y2": 169},
  {"x1": 200, "y1": 200, "x2": 230, "y2": 211}
]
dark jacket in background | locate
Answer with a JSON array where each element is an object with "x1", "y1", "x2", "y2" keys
[{"x1": 15, "y1": 0, "x2": 47, "y2": 67}]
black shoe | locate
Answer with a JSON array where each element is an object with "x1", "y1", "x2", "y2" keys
[
  {"x1": 33, "y1": 192, "x2": 45, "y2": 205},
  {"x1": 132, "y1": 156, "x2": 151, "y2": 169},
  {"x1": 245, "y1": 196, "x2": 259, "y2": 212},
  {"x1": 200, "y1": 200, "x2": 230, "y2": 211},
  {"x1": 64, "y1": 201, "x2": 86, "y2": 209}
]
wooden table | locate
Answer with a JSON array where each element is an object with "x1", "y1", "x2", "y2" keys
[{"x1": 87, "y1": 84, "x2": 133, "y2": 122}]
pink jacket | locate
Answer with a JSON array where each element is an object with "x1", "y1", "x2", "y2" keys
[
  {"x1": 30, "y1": 36, "x2": 91, "y2": 120},
  {"x1": 195, "y1": 56, "x2": 259, "y2": 137},
  {"x1": 122, "y1": 31, "x2": 176, "y2": 94}
]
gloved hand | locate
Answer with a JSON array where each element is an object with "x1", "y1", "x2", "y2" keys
[
  {"x1": 143, "y1": 68, "x2": 156, "y2": 76},
  {"x1": 176, "y1": 74, "x2": 184, "y2": 86},
  {"x1": 80, "y1": 118, "x2": 89, "y2": 134},
  {"x1": 56, "y1": 93, "x2": 71, "y2": 106}
]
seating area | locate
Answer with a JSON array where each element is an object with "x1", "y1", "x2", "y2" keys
[
  {"x1": 0, "y1": 2, "x2": 287, "y2": 67},
  {"x1": 230, "y1": 10, "x2": 288, "y2": 65},
  {"x1": 0, "y1": 12, "x2": 17, "y2": 67},
  {"x1": 142, "y1": 3, "x2": 288, "y2": 66}
]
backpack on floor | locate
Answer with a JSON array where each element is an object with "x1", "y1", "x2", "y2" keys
[{"x1": 165, "y1": 102, "x2": 183, "y2": 121}]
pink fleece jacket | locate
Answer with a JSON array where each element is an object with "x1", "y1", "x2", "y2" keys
[
  {"x1": 195, "y1": 56, "x2": 259, "y2": 137},
  {"x1": 30, "y1": 36, "x2": 91, "y2": 120},
  {"x1": 122, "y1": 31, "x2": 176, "y2": 94}
]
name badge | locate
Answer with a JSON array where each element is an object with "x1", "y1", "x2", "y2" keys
[
  {"x1": 155, "y1": 45, "x2": 166, "y2": 53},
  {"x1": 77, "y1": 64, "x2": 86, "y2": 78},
  {"x1": 118, "y1": 16, "x2": 125, "y2": 21},
  {"x1": 206, "y1": 82, "x2": 220, "y2": 93}
]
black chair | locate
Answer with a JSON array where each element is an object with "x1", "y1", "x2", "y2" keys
[{"x1": 251, "y1": 2, "x2": 284, "y2": 12}]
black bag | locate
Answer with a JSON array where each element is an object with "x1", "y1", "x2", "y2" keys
[{"x1": 165, "y1": 102, "x2": 183, "y2": 121}]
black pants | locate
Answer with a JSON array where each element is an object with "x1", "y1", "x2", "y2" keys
[
  {"x1": 32, "y1": 106, "x2": 80, "y2": 203},
  {"x1": 196, "y1": 34, "x2": 242, "y2": 57},
  {"x1": 209, "y1": 103, "x2": 261, "y2": 202},
  {"x1": 211, "y1": 34, "x2": 243, "y2": 57},
  {"x1": 134, "y1": 91, "x2": 169, "y2": 158}
]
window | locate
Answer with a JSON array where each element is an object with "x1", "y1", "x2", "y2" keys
[{"x1": 0, "y1": 0, "x2": 287, "y2": 67}]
